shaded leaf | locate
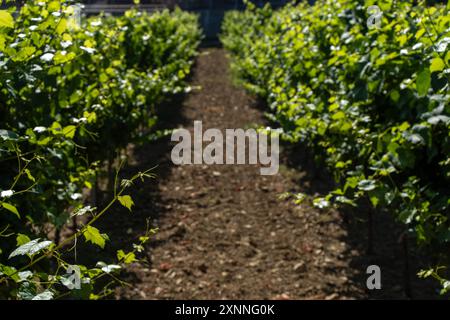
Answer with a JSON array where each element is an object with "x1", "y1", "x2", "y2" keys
[
  {"x1": 416, "y1": 68, "x2": 431, "y2": 97},
  {"x1": 0, "y1": 129, "x2": 19, "y2": 141}
]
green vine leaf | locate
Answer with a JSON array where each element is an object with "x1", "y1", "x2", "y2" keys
[
  {"x1": 2, "y1": 202, "x2": 20, "y2": 219},
  {"x1": 31, "y1": 290, "x2": 54, "y2": 300},
  {"x1": 430, "y1": 57, "x2": 445, "y2": 73},
  {"x1": 416, "y1": 67, "x2": 431, "y2": 97},
  {"x1": 16, "y1": 234, "x2": 31, "y2": 246},
  {"x1": 0, "y1": 10, "x2": 14, "y2": 28},
  {"x1": 0, "y1": 129, "x2": 19, "y2": 141},
  {"x1": 357, "y1": 179, "x2": 377, "y2": 191},
  {"x1": 83, "y1": 225, "x2": 106, "y2": 249},
  {"x1": 117, "y1": 250, "x2": 136, "y2": 264},
  {"x1": 8, "y1": 238, "x2": 53, "y2": 259},
  {"x1": 118, "y1": 195, "x2": 134, "y2": 211},
  {"x1": 62, "y1": 125, "x2": 76, "y2": 139},
  {"x1": 96, "y1": 261, "x2": 121, "y2": 274}
]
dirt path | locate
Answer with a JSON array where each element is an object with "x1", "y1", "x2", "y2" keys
[
  {"x1": 107, "y1": 48, "x2": 365, "y2": 299},
  {"x1": 107, "y1": 48, "x2": 436, "y2": 300}
]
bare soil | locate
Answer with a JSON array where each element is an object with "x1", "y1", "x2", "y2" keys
[{"x1": 93, "y1": 48, "x2": 439, "y2": 300}]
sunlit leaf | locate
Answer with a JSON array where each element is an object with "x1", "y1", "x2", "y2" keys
[
  {"x1": 0, "y1": 10, "x2": 14, "y2": 28},
  {"x1": 83, "y1": 226, "x2": 106, "y2": 249},
  {"x1": 9, "y1": 238, "x2": 53, "y2": 259},
  {"x1": 118, "y1": 195, "x2": 134, "y2": 211}
]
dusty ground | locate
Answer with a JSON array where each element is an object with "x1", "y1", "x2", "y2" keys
[{"x1": 92, "y1": 48, "x2": 439, "y2": 300}]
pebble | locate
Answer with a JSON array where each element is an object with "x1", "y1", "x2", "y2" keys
[{"x1": 293, "y1": 261, "x2": 306, "y2": 273}]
